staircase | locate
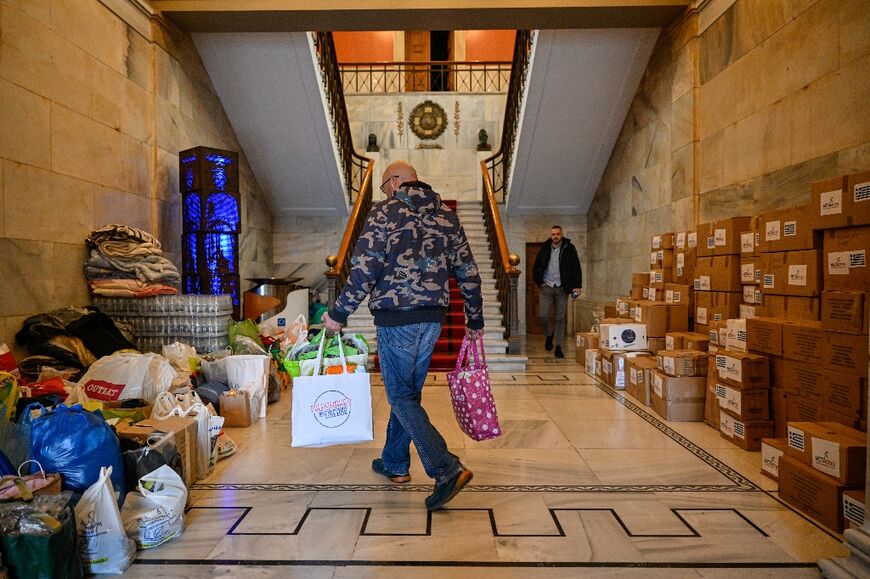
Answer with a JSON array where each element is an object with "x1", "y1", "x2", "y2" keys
[{"x1": 343, "y1": 200, "x2": 527, "y2": 372}]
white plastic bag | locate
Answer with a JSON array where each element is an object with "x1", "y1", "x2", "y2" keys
[
  {"x1": 75, "y1": 466, "x2": 136, "y2": 575},
  {"x1": 225, "y1": 355, "x2": 270, "y2": 419},
  {"x1": 150, "y1": 390, "x2": 204, "y2": 419},
  {"x1": 161, "y1": 342, "x2": 197, "y2": 372},
  {"x1": 164, "y1": 403, "x2": 216, "y2": 480},
  {"x1": 77, "y1": 352, "x2": 177, "y2": 403},
  {"x1": 64, "y1": 385, "x2": 103, "y2": 412},
  {"x1": 121, "y1": 464, "x2": 188, "y2": 550}
]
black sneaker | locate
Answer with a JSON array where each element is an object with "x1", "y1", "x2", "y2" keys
[
  {"x1": 372, "y1": 458, "x2": 411, "y2": 483},
  {"x1": 554, "y1": 346, "x2": 565, "y2": 359},
  {"x1": 425, "y1": 469, "x2": 474, "y2": 511},
  {"x1": 545, "y1": 335, "x2": 553, "y2": 351}
]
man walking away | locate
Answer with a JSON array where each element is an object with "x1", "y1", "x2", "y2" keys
[
  {"x1": 323, "y1": 160, "x2": 483, "y2": 511},
  {"x1": 532, "y1": 225, "x2": 582, "y2": 358}
]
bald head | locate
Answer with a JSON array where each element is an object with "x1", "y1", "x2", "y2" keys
[
  {"x1": 383, "y1": 160, "x2": 417, "y2": 184},
  {"x1": 380, "y1": 160, "x2": 418, "y2": 198}
]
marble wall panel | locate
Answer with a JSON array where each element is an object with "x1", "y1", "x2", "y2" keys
[
  {"x1": 12, "y1": 0, "x2": 50, "y2": 24},
  {"x1": 120, "y1": 79, "x2": 151, "y2": 142},
  {"x1": 670, "y1": 143, "x2": 694, "y2": 202},
  {"x1": 699, "y1": 129, "x2": 725, "y2": 194},
  {"x1": 53, "y1": 242, "x2": 90, "y2": 307},
  {"x1": 90, "y1": 60, "x2": 124, "y2": 131},
  {"x1": 94, "y1": 186, "x2": 151, "y2": 232},
  {"x1": 156, "y1": 198, "x2": 181, "y2": 256},
  {"x1": 671, "y1": 38, "x2": 697, "y2": 102},
  {"x1": 1, "y1": 4, "x2": 92, "y2": 119},
  {"x1": 0, "y1": 80, "x2": 51, "y2": 170},
  {"x1": 839, "y1": 0, "x2": 870, "y2": 65},
  {"x1": 125, "y1": 27, "x2": 151, "y2": 89},
  {"x1": 154, "y1": 49, "x2": 181, "y2": 108},
  {"x1": 154, "y1": 148, "x2": 178, "y2": 201},
  {"x1": 51, "y1": 103, "x2": 125, "y2": 190},
  {"x1": 0, "y1": 161, "x2": 4, "y2": 238},
  {"x1": 671, "y1": 88, "x2": 695, "y2": 152},
  {"x1": 754, "y1": 0, "x2": 838, "y2": 112},
  {"x1": 698, "y1": 47, "x2": 758, "y2": 139},
  {"x1": 51, "y1": 0, "x2": 127, "y2": 74},
  {"x1": 123, "y1": 134, "x2": 151, "y2": 196},
  {"x1": 4, "y1": 160, "x2": 94, "y2": 244},
  {"x1": 0, "y1": 239, "x2": 56, "y2": 315},
  {"x1": 806, "y1": 52, "x2": 870, "y2": 161}
]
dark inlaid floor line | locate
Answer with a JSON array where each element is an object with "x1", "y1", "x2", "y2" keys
[
  {"x1": 133, "y1": 560, "x2": 819, "y2": 569},
  {"x1": 190, "y1": 482, "x2": 753, "y2": 493}
]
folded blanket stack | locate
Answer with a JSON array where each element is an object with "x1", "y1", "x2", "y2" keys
[{"x1": 85, "y1": 224, "x2": 180, "y2": 296}]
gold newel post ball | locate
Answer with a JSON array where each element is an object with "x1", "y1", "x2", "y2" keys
[
  {"x1": 325, "y1": 255, "x2": 338, "y2": 268},
  {"x1": 508, "y1": 253, "x2": 521, "y2": 267}
]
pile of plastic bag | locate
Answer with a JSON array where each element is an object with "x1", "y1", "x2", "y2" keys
[{"x1": 282, "y1": 330, "x2": 369, "y2": 377}]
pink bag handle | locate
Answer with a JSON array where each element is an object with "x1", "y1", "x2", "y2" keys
[{"x1": 453, "y1": 334, "x2": 487, "y2": 372}]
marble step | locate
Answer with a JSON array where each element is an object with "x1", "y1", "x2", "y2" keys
[
  {"x1": 364, "y1": 336, "x2": 511, "y2": 355},
  {"x1": 346, "y1": 304, "x2": 504, "y2": 322}
]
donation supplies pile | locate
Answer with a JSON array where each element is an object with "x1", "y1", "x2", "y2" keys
[{"x1": 85, "y1": 224, "x2": 180, "y2": 297}]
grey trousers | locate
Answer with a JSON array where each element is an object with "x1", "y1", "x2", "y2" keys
[{"x1": 539, "y1": 285, "x2": 567, "y2": 347}]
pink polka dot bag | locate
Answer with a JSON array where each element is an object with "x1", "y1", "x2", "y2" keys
[{"x1": 446, "y1": 335, "x2": 501, "y2": 441}]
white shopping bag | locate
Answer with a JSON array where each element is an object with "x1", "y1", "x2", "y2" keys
[
  {"x1": 77, "y1": 352, "x2": 176, "y2": 402},
  {"x1": 225, "y1": 354, "x2": 270, "y2": 419},
  {"x1": 75, "y1": 466, "x2": 136, "y2": 575},
  {"x1": 291, "y1": 333, "x2": 373, "y2": 448},
  {"x1": 121, "y1": 464, "x2": 188, "y2": 550}
]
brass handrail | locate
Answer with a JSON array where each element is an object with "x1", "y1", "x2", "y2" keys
[
  {"x1": 325, "y1": 159, "x2": 375, "y2": 304},
  {"x1": 340, "y1": 61, "x2": 511, "y2": 94}
]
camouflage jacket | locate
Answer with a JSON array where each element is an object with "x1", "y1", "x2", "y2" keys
[{"x1": 328, "y1": 181, "x2": 484, "y2": 329}]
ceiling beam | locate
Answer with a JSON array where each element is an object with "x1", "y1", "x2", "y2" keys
[{"x1": 151, "y1": 1, "x2": 690, "y2": 32}]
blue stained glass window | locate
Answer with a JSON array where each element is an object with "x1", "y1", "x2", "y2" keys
[
  {"x1": 185, "y1": 168, "x2": 194, "y2": 190},
  {"x1": 183, "y1": 193, "x2": 201, "y2": 232},
  {"x1": 203, "y1": 233, "x2": 236, "y2": 275},
  {"x1": 182, "y1": 234, "x2": 201, "y2": 293},
  {"x1": 205, "y1": 193, "x2": 239, "y2": 232}
]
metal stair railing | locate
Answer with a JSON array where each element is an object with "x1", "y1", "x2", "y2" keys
[{"x1": 312, "y1": 31, "x2": 375, "y2": 303}]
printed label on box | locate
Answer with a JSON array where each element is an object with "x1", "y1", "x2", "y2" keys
[
  {"x1": 713, "y1": 313, "x2": 723, "y2": 321},
  {"x1": 655, "y1": 271, "x2": 664, "y2": 283},
  {"x1": 763, "y1": 274, "x2": 775, "y2": 289},
  {"x1": 762, "y1": 444, "x2": 783, "y2": 476},
  {"x1": 677, "y1": 232, "x2": 686, "y2": 248},
  {"x1": 650, "y1": 251, "x2": 657, "y2": 265},
  {"x1": 741, "y1": 264, "x2": 755, "y2": 283},
  {"x1": 765, "y1": 220, "x2": 781, "y2": 242},
  {"x1": 642, "y1": 287, "x2": 649, "y2": 299},
  {"x1": 755, "y1": 269, "x2": 762, "y2": 281},
  {"x1": 676, "y1": 266, "x2": 684, "y2": 277},
  {"x1": 707, "y1": 236, "x2": 716, "y2": 249},
  {"x1": 665, "y1": 290, "x2": 674, "y2": 303},
  {"x1": 663, "y1": 357, "x2": 675, "y2": 375},
  {"x1": 788, "y1": 265, "x2": 807, "y2": 286},
  {"x1": 784, "y1": 220, "x2": 797, "y2": 237},
  {"x1": 829, "y1": 251, "x2": 851, "y2": 275},
  {"x1": 673, "y1": 291, "x2": 681, "y2": 303},
  {"x1": 688, "y1": 232, "x2": 697, "y2": 248},
  {"x1": 697, "y1": 307, "x2": 708, "y2": 325},
  {"x1": 649, "y1": 271, "x2": 656, "y2": 284},
  {"x1": 653, "y1": 235, "x2": 662, "y2": 249},
  {"x1": 603, "y1": 359, "x2": 613, "y2": 374},
  {"x1": 714, "y1": 228, "x2": 727, "y2": 247},
  {"x1": 666, "y1": 336, "x2": 675, "y2": 350},
  {"x1": 820, "y1": 190, "x2": 843, "y2": 216},
  {"x1": 725, "y1": 387, "x2": 741, "y2": 413},
  {"x1": 618, "y1": 301, "x2": 629, "y2": 314},
  {"x1": 787, "y1": 426, "x2": 805, "y2": 452},
  {"x1": 755, "y1": 289, "x2": 762, "y2": 303},
  {"x1": 812, "y1": 437, "x2": 842, "y2": 478},
  {"x1": 693, "y1": 279, "x2": 701, "y2": 290},
  {"x1": 741, "y1": 232, "x2": 754, "y2": 253},
  {"x1": 740, "y1": 304, "x2": 756, "y2": 319},
  {"x1": 577, "y1": 335, "x2": 584, "y2": 347},
  {"x1": 709, "y1": 329, "x2": 718, "y2": 343},
  {"x1": 844, "y1": 495, "x2": 865, "y2": 526},
  {"x1": 715, "y1": 383, "x2": 727, "y2": 403},
  {"x1": 699, "y1": 275, "x2": 711, "y2": 291},
  {"x1": 677, "y1": 253, "x2": 685, "y2": 268},
  {"x1": 630, "y1": 368, "x2": 638, "y2": 385},
  {"x1": 851, "y1": 250, "x2": 866, "y2": 268},
  {"x1": 733, "y1": 419, "x2": 746, "y2": 440},
  {"x1": 718, "y1": 355, "x2": 742, "y2": 382},
  {"x1": 720, "y1": 411, "x2": 734, "y2": 437},
  {"x1": 635, "y1": 307, "x2": 643, "y2": 322},
  {"x1": 651, "y1": 288, "x2": 659, "y2": 301},
  {"x1": 855, "y1": 181, "x2": 870, "y2": 203},
  {"x1": 630, "y1": 306, "x2": 638, "y2": 319},
  {"x1": 755, "y1": 231, "x2": 760, "y2": 246},
  {"x1": 743, "y1": 286, "x2": 756, "y2": 303},
  {"x1": 653, "y1": 373, "x2": 663, "y2": 397}
]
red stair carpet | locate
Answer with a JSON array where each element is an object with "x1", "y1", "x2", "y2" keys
[{"x1": 374, "y1": 200, "x2": 473, "y2": 371}]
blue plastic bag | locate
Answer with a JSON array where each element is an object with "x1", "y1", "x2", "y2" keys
[{"x1": 29, "y1": 404, "x2": 124, "y2": 497}]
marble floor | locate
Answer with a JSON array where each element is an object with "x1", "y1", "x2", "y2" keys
[{"x1": 124, "y1": 340, "x2": 848, "y2": 578}]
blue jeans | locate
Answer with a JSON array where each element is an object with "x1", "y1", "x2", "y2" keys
[{"x1": 377, "y1": 322, "x2": 462, "y2": 484}]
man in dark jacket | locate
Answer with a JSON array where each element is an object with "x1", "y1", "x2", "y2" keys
[
  {"x1": 532, "y1": 225, "x2": 582, "y2": 358},
  {"x1": 323, "y1": 160, "x2": 482, "y2": 511}
]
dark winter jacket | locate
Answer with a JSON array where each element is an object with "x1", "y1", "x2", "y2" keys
[
  {"x1": 328, "y1": 181, "x2": 484, "y2": 329},
  {"x1": 532, "y1": 238, "x2": 582, "y2": 294}
]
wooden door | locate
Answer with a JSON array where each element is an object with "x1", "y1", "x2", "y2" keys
[
  {"x1": 404, "y1": 30, "x2": 429, "y2": 91},
  {"x1": 526, "y1": 242, "x2": 545, "y2": 335}
]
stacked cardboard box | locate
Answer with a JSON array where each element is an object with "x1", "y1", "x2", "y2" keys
[
  {"x1": 779, "y1": 421, "x2": 866, "y2": 532},
  {"x1": 710, "y1": 349, "x2": 772, "y2": 450},
  {"x1": 672, "y1": 231, "x2": 697, "y2": 288},
  {"x1": 575, "y1": 331, "x2": 599, "y2": 364},
  {"x1": 631, "y1": 272, "x2": 648, "y2": 301},
  {"x1": 651, "y1": 350, "x2": 708, "y2": 421},
  {"x1": 695, "y1": 217, "x2": 750, "y2": 336},
  {"x1": 591, "y1": 319, "x2": 650, "y2": 388}
]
